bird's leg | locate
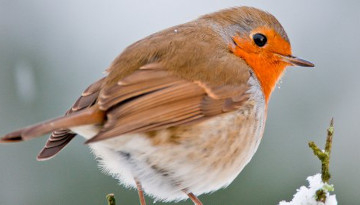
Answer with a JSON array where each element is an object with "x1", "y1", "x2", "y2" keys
[
  {"x1": 135, "y1": 178, "x2": 146, "y2": 205},
  {"x1": 183, "y1": 190, "x2": 203, "y2": 205}
]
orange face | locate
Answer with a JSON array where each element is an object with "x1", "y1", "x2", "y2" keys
[{"x1": 230, "y1": 27, "x2": 292, "y2": 103}]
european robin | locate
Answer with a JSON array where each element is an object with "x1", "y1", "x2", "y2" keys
[{"x1": 0, "y1": 6, "x2": 314, "y2": 205}]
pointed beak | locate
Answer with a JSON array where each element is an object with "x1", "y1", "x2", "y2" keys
[{"x1": 281, "y1": 55, "x2": 315, "y2": 67}]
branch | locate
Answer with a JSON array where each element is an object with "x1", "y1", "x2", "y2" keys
[
  {"x1": 308, "y1": 118, "x2": 334, "y2": 202},
  {"x1": 106, "y1": 193, "x2": 116, "y2": 205}
]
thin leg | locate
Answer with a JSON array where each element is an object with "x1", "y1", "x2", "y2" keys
[
  {"x1": 135, "y1": 178, "x2": 146, "y2": 205},
  {"x1": 184, "y1": 190, "x2": 203, "y2": 205}
]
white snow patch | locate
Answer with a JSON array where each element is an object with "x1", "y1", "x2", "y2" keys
[{"x1": 279, "y1": 174, "x2": 337, "y2": 205}]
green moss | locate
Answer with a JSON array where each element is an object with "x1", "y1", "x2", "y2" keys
[{"x1": 308, "y1": 118, "x2": 334, "y2": 202}]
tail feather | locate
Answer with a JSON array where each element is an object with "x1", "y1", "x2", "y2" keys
[
  {"x1": 37, "y1": 132, "x2": 76, "y2": 161},
  {"x1": 0, "y1": 130, "x2": 23, "y2": 143},
  {"x1": 0, "y1": 106, "x2": 105, "y2": 143}
]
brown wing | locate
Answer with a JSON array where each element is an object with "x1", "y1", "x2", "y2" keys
[
  {"x1": 86, "y1": 64, "x2": 250, "y2": 143},
  {"x1": 37, "y1": 77, "x2": 105, "y2": 160}
]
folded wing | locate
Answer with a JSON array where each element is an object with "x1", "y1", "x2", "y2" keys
[{"x1": 87, "y1": 64, "x2": 250, "y2": 143}]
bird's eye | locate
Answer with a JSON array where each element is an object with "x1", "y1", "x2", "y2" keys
[{"x1": 253, "y1": 33, "x2": 267, "y2": 47}]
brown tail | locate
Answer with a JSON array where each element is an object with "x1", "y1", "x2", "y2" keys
[{"x1": 0, "y1": 106, "x2": 105, "y2": 143}]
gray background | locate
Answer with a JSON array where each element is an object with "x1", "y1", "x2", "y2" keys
[{"x1": 0, "y1": 0, "x2": 359, "y2": 204}]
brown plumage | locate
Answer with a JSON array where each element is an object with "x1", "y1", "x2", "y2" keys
[
  {"x1": 0, "y1": 6, "x2": 313, "y2": 205},
  {"x1": 37, "y1": 77, "x2": 106, "y2": 160}
]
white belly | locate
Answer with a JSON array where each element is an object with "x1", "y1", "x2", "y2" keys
[{"x1": 71, "y1": 108, "x2": 265, "y2": 202}]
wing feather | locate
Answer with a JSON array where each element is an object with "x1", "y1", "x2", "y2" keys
[{"x1": 86, "y1": 65, "x2": 250, "y2": 143}]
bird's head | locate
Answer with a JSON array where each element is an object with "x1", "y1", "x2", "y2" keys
[{"x1": 203, "y1": 7, "x2": 314, "y2": 102}]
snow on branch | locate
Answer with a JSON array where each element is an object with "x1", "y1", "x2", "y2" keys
[{"x1": 279, "y1": 119, "x2": 337, "y2": 205}]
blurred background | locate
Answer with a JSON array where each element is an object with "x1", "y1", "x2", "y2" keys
[{"x1": 0, "y1": 0, "x2": 359, "y2": 204}]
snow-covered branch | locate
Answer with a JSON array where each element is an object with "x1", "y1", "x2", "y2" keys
[{"x1": 279, "y1": 119, "x2": 337, "y2": 205}]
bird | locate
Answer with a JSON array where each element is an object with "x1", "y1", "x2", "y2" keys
[{"x1": 0, "y1": 6, "x2": 314, "y2": 205}]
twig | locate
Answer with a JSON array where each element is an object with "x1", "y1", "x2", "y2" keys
[
  {"x1": 106, "y1": 193, "x2": 116, "y2": 205},
  {"x1": 308, "y1": 118, "x2": 334, "y2": 202}
]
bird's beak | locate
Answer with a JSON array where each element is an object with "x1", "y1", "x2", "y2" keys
[{"x1": 280, "y1": 55, "x2": 315, "y2": 67}]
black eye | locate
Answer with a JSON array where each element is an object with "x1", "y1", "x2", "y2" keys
[{"x1": 253, "y1": 33, "x2": 267, "y2": 47}]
